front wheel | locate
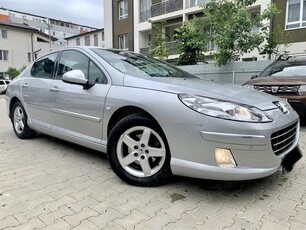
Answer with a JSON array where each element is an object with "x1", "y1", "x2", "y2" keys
[
  {"x1": 11, "y1": 101, "x2": 36, "y2": 139},
  {"x1": 108, "y1": 115, "x2": 172, "y2": 186}
]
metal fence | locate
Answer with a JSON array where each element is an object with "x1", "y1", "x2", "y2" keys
[
  {"x1": 178, "y1": 60, "x2": 273, "y2": 85},
  {"x1": 151, "y1": 0, "x2": 183, "y2": 17}
]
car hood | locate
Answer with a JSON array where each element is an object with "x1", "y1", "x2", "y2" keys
[
  {"x1": 245, "y1": 76, "x2": 306, "y2": 85},
  {"x1": 123, "y1": 76, "x2": 281, "y2": 111}
]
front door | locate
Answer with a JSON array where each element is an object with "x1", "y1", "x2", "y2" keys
[{"x1": 49, "y1": 50, "x2": 110, "y2": 143}]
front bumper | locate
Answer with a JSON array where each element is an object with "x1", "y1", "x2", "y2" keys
[{"x1": 165, "y1": 106, "x2": 301, "y2": 181}]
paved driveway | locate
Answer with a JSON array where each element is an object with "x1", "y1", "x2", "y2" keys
[{"x1": 0, "y1": 95, "x2": 305, "y2": 230}]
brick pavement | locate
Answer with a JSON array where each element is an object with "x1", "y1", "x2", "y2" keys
[{"x1": 0, "y1": 96, "x2": 305, "y2": 229}]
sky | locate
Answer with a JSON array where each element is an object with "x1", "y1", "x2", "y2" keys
[{"x1": 0, "y1": 0, "x2": 104, "y2": 28}]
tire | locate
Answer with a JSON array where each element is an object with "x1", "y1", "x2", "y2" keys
[
  {"x1": 11, "y1": 101, "x2": 36, "y2": 139},
  {"x1": 108, "y1": 114, "x2": 172, "y2": 186}
]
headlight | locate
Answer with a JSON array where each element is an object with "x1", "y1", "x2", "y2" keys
[
  {"x1": 243, "y1": 84, "x2": 254, "y2": 89},
  {"x1": 298, "y1": 85, "x2": 306, "y2": 95},
  {"x1": 178, "y1": 94, "x2": 273, "y2": 122}
]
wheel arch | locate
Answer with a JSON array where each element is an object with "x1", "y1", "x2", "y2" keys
[
  {"x1": 107, "y1": 106, "x2": 162, "y2": 138},
  {"x1": 9, "y1": 97, "x2": 21, "y2": 119}
]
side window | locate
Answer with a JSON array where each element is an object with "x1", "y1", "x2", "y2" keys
[
  {"x1": 89, "y1": 61, "x2": 108, "y2": 84},
  {"x1": 0, "y1": 81, "x2": 4, "y2": 85},
  {"x1": 30, "y1": 53, "x2": 57, "y2": 78},
  {"x1": 57, "y1": 50, "x2": 89, "y2": 79}
]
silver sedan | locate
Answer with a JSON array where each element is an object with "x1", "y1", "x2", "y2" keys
[{"x1": 5, "y1": 47, "x2": 302, "y2": 186}]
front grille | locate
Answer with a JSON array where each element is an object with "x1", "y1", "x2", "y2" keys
[
  {"x1": 255, "y1": 85, "x2": 300, "y2": 94},
  {"x1": 271, "y1": 122, "x2": 298, "y2": 155}
]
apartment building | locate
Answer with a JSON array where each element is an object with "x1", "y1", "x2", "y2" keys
[
  {"x1": 104, "y1": 0, "x2": 270, "y2": 61},
  {"x1": 65, "y1": 29, "x2": 105, "y2": 47},
  {"x1": 271, "y1": 0, "x2": 306, "y2": 53},
  {"x1": 104, "y1": 0, "x2": 304, "y2": 62},
  {"x1": 0, "y1": 21, "x2": 60, "y2": 79},
  {"x1": 0, "y1": 7, "x2": 97, "y2": 47}
]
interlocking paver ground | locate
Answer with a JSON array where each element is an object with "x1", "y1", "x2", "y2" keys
[{"x1": 0, "y1": 96, "x2": 305, "y2": 229}]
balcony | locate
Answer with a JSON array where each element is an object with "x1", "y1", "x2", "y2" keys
[
  {"x1": 151, "y1": 0, "x2": 183, "y2": 18},
  {"x1": 187, "y1": 0, "x2": 210, "y2": 8},
  {"x1": 140, "y1": 9, "x2": 151, "y2": 23},
  {"x1": 140, "y1": 40, "x2": 218, "y2": 58},
  {"x1": 140, "y1": 41, "x2": 180, "y2": 56}
]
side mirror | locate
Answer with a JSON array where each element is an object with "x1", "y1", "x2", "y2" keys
[
  {"x1": 62, "y1": 70, "x2": 94, "y2": 90},
  {"x1": 251, "y1": 74, "x2": 258, "y2": 80}
]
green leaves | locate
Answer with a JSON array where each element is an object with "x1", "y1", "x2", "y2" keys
[
  {"x1": 6, "y1": 66, "x2": 26, "y2": 79},
  {"x1": 149, "y1": 21, "x2": 169, "y2": 60},
  {"x1": 202, "y1": 0, "x2": 279, "y2": 66},
  {"x1": 174, "y1": 18, "x2": 208, "y2": 65}
]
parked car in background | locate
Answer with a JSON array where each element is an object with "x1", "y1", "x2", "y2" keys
[
  {"x1": 0, "y1": 79, "x2": 11, "y2": 94},
  {"x1": 244, "y1": 53, "x2": 306, "y2": 117},
  {"x1": 5, "y1": 47, "x2": 302, "y2": 186}
]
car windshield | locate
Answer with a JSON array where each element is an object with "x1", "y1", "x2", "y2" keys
[
  {"x1": 260, "y1": 61, "x2": 306, "y2": 77},
  {"x1": 92, "y1": 48, "x2": 196, "y2": 78}
]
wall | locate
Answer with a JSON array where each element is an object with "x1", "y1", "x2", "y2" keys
[
  {"x1": 178, "y1": 60, "x2": 273, "y2": 85},
  {"x1": 0, "y1": 25, "x2": 61, "y2": 75},
  {"x1": 112, "y1": 0, "x2": 134, "y2": 50},
  {"x1": 0, "y1": 26, "x2": 32, "y2": 73},
  {"x1": 66, "y1": 31, "x2": 105, "y2": 47},
  {"x1": 272, "y1": 0, "x2": 306, "y2": 44}
]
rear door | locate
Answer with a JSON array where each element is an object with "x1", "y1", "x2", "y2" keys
[
  {"x1": 21, "y1": 52, "x2": 58, "y2": 129},
  {"x1": 49, "y1": 50, "x2": 111, "y2": 143}
]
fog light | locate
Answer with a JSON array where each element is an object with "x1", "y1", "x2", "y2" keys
[{"x1": 215, "y1": 148, "x2": 236, "y2": 168}]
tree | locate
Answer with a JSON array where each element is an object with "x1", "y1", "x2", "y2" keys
[
  {"x1": 174, "y1": 18, "x2": 208, "y2": 65},
  {"x1": 202, "y1": 0, "x2": 279, "y2": 66},
  {"x1": 259, "y1": 25, "x2": 291, "y2": 58},
  {"x1": 6, "y1": 66, "x2": 27, "y2": 79},
  {"x1": 149, "y1": 21, "x2": 168, "y2": 60}
]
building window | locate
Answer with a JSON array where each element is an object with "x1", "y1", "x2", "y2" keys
[
  {"x1": 286, "y1": 0, "x2": 306, "y2": 29},
  {"x1": 85, "y1": 36, "x2": 90, "y2": 46},
  {"x1": 0, "y1": 50, "x2": 9, "y2": 61},
  {"x1": 119, "y1": 0, "x2": 128, "y2": 20},
  {"x1": 94, "y1": 34, "x2": 98, "y2": 46},
  {"x1": 0, "y1": 29, "x2": 7, "y2": 39},
  {"x1": 140, "y1": 0, "x2": 151, "y2": 22},
  {"x1": 251, "y1": 12, "x2": 260, "y2": 32},
  {"x1": 119, "y1": 34, "x2": 128, "y2": 50},
  {"x1": 28, "y1": 52, "x2": 31, "y2": 62},
  {"x1": 76, "y1": 38, "x2": 80, "y2": 46},
  {"x1": 102, "y1": 31, "x2": 105, "y2": 41}
]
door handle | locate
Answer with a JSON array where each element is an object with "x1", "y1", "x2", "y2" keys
[
  {"x1": 22, "y1": 83, "x2": 28, "y2": 88},
  {"x1": 50, "y1": 86, "x2": 59, "y2": 92}
]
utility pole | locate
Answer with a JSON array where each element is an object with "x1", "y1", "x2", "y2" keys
[{"x1": 43, "y1": 19, "x2": 52, "y2": 51}]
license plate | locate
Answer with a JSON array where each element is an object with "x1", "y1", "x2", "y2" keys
[{"x1": 282, "y1": 146, "x2": 303, "y2": 172}]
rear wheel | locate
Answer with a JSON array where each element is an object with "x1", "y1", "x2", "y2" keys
[
  {"x1": 11, "y1": 101, "x2": 36, "y2": 139},
  {"x1": 108, "y1": 115, "x2": 172, "y2": 186}
]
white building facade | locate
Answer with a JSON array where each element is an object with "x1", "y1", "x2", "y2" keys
[
  {"x1": 0, "y1": 7, "x2": 97, "y2": 46},
  {"x1": 104, "y1": 0, "x2": 275, "y2": 62},
  {"x1": 65, "y1": 29, "x2": 105, "y2": 47},
  {"x1": 0, "y1": 21, "x2": 62, "y2": 79}
]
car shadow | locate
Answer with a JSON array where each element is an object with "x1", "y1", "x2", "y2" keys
[{"x1": 34, "y1": 133, "x2": 298, "y2": 197}]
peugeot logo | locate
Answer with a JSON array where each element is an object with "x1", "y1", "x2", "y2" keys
[
  {"x1": 271, "y1": 86, "x2": 279, "y2": 93},
  {"x1": 274, "y1": 101, "x2": 288, "y2": 114}
]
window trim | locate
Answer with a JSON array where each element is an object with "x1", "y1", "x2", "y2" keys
[
  {"x1": 76, "y1": 38, "x2": 80, "y2": 46},
  {"x1": 118, "y1": 34, "x2": 128, "y2": 50},
  {"x1": 30, "y1": 51, "x2": 59, "y2": 79},
  {"x1": 285, "y1": 0, "x2": 306, "y2": 30},
  {"x1": 118, "y1": 0, "x2": 128, "y2": 20},
  {"x1": 85, "y1": 36, "x2": 91, "y2": 46},
  {"x1": 55, "y1": 49, "x2": 108, "y2": 84},
  {"x1": 0, "y1": 50, "x2": 9, "y2": 61},
  {"x1": 0, "y1": 29, "x2": 7, "y2": 39}
]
